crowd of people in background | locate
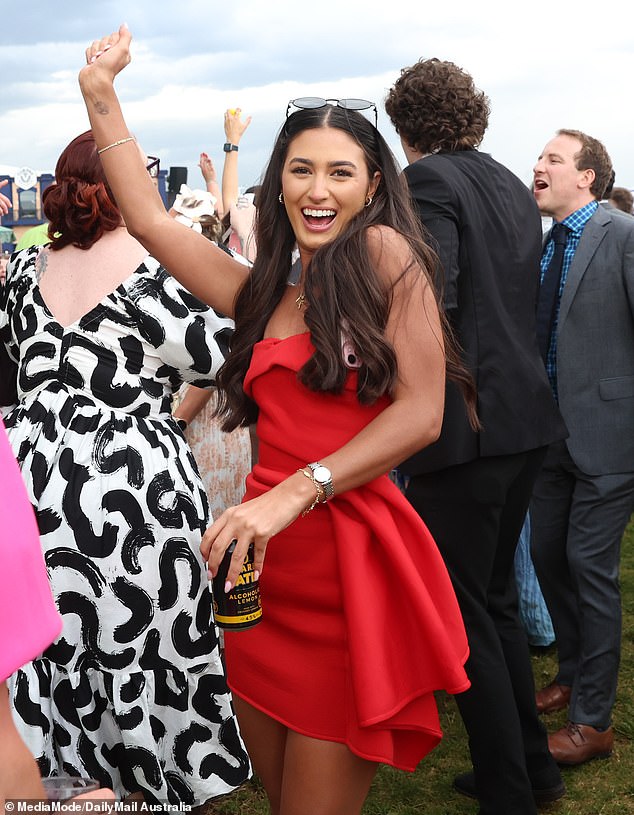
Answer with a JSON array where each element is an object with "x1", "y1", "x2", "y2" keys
[{"x1": 1, "y1": 23, "x2": 633, "y2": 815}]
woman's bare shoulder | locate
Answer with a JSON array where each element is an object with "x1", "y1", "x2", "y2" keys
[{"x1": 365, "y1": 225, "x2": 418, "y2": 283}]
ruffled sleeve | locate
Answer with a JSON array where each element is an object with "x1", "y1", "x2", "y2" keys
[{"x1": 129, "y1": 258, "x2": 235, "y2": 388}]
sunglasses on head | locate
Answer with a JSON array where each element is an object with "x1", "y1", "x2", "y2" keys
[
  {"x1": 146, "y1": 156, "x2": 160, "y2": 178},
  {"x1": 286, "y1": 97, "x2": 378, "y2": 128}
]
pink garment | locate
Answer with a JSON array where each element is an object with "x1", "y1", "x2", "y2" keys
[
  {"x1": 226, "y1": 228, "x2": 243, "y2": 255},
  {"x1": 0, "y1": 417, "x2": 61, "y2": 681}
]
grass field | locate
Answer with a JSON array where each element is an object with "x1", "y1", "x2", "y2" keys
[{"x1": 206, "y1": 520, "x2": 634, "y2": 815}]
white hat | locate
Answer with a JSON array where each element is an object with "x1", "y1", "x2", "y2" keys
[{"x1": 172, "y1": 184, "x2": 218, "y2": 232}]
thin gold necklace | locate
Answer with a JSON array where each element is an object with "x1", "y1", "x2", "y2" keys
[{"x1": 295, "y1": 290, "x2": 306, "y2": 310}]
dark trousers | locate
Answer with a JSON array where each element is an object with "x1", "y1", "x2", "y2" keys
[
  {"x1": 406, "y1": 448, "x2": 559, "y2": 815},
  {"x1": 530, "y1": 439, "x2": 634, "y2": 728}
]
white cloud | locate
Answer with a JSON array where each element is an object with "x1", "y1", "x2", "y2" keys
[{"x1": 2, "y1": 0, "x2": 633, "y2": 192}]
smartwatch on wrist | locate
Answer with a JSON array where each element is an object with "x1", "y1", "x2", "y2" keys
[
  {"x1": 223, "y1": 143, "x2": 239, "y2": 152},
  {"x1": 307, "y1": 462, "x2": 334, "y2": 501}
]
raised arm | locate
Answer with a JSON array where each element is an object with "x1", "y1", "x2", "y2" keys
[
  {"x1": 0, "y1": 180, "x2": 11, "y2": 216},
  {"x1": 78, "y1": 26, "x2": 247, "y2": 317},
  {"x1": 221, "y1": 108, "x2": 252, "y2": 213},
  {"x1": 198, "y1": 153, "x2": 223, "y2": 218}
]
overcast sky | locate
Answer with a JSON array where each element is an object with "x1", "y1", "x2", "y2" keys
[{"x1": 2, "y1": 1, "x2": 633, "y2": 196}]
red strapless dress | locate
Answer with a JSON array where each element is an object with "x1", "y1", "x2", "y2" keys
[{"x1": 224, "y1": 333, "x2": 469, "y2": 771}]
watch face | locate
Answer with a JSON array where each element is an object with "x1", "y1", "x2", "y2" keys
[{"x1": 313, "y1": 465, "x2": 331, "y2": 484}]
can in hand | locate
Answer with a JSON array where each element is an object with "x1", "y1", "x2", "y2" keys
[{"x1": 212, "y1": 540, "x2": 262, "y2": 630}]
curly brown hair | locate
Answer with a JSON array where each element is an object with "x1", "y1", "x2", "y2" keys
[{"x1": 385, "y1": 58, "x2": 490, "y2": 154}]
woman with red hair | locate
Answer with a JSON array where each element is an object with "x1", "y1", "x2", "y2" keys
[{"x1": 0, "y1": 131, "x2": 250, "y2": 804}]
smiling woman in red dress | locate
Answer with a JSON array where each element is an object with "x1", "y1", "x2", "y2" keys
[{"x1": 78, "y1": 25, "x2": 479, "y2": 815}]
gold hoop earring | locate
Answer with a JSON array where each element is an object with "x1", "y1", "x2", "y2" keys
[
  {"x1": 365, "y1": 195, "x2": 373, "y2": 207},
  {"x1": 279, "y1": 192, "x2": 284, "y2": 204}
]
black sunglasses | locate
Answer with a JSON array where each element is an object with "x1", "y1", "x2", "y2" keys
[
  {"x1": 286, "y1": 97, "x2": 378, "y2": 128},
  {"x1": 146, "y1": 156, "x2": 160, "y2": 178}
]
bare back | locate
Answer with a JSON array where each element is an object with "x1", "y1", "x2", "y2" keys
[{"x1": 36, "y1": 228, "x2": 149, "y2": 329}]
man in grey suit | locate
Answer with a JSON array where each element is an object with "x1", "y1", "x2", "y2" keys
[{"x1": 531, "y1": 128, "x2": 634, "y2": 765}]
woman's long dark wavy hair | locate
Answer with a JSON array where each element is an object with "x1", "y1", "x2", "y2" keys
[
  {"x1": 42, "y1": 130, "x2": 122, "y2": 250},
  {"x1": 217, "y1": 105, "x2": 478, "y2": 431}
]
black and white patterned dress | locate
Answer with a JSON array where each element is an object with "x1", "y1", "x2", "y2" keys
[{"x1": 0, "y1": 247, "x2": 250, "y2": 804}]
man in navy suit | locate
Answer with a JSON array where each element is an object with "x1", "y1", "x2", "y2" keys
[
  {"x1": 386, "y1": 59, "x2": 566, "y2": 815},
  {"x1": 530, "y1": 129, "x2": 634, "y2": 765}
]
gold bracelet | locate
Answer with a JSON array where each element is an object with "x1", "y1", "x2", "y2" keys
[
  {"x1": 97, "y1": 137, "x2": 135, "y2": 155},
  {"x1": 298, "y1": 467, "x2": 324, "y2": 516}
]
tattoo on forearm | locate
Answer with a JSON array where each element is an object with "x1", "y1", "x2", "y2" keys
[{"x1": 94, "y1": 100, "x2": 109, "y2": 115}]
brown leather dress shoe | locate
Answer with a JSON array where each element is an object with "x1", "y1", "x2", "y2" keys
[
  {"x1": 535, "y1": 681, "x2": 571, "y2": 714},
  {"x1": 548, "y1": 722, "x2": 613, "y2": 766}
]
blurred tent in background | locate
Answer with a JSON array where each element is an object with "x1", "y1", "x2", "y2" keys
[
  {"x1": 15, "y1": 222, "x2": 51, "y2": 250},
  {"x1": 0, "y1": 225, "x2": 17, "y2": 243}
]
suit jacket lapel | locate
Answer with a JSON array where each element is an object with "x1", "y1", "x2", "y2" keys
[{"x1": 558, "y1": 209, "x2": 609, "y2": 329}]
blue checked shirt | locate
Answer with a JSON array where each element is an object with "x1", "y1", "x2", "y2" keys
[{"x1": 541, "y1": 200, "x2": 598, "y2": 399}]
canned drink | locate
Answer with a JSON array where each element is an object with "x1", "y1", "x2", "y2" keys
[{"x1": 212, "y1": 540, "x2": 262, "y2": 630}]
